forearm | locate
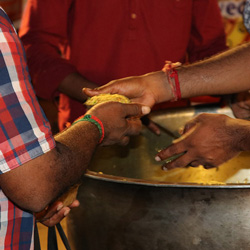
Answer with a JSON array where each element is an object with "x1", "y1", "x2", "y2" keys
[
  {"x1": 1, "y1": 100, "x2": 147, "y2": 213},
  {"x1": 84, "y1": 43, "x2": 250, "y2": 108},
  {"x1": 58, "y1": 72, "x2": 98, "y2": 102},
  {"x1": 178, "y1": 43, "x2": 250, "y2": 98},
  {"x1": 0, "y1": 122, "x2": 100, "y2": 213}
]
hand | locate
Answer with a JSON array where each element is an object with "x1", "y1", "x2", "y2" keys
[
  {"x1": 35, "y1": 184, "x2": 80, "y2": 227},
  {"x1": 155, "y1": 113, "x2": 247, "y2": 170},
  {"x1": 35, "y1": 199, "x2": 80, "y2": 227},
  {"x1": 83, "y1": 71, "x2": 172, "y2": 108},
  {"x1": 230, "y1": 91, "x2": 250, "y2": 120},
  {"x1": 87, "y1": 102, "x2": 151, "y2": 146},
  {"x1": 141, "y1": 116, "x2": 161, "y2": 135}
]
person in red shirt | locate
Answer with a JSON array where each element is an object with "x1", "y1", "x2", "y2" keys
[{"x1": 19, "y1": 0, "x2": 227, "y2": 131}]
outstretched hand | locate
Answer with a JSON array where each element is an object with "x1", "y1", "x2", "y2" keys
[
  {"x1": 155, "y1": 113, "x2": 246, "y2": 170},
  {"x1": 83, "y1": 71, "x2": 172, "y2": 108}
]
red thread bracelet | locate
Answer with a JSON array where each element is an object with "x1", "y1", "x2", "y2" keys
[
  {"x1": 90, "y1": 115, "x2": 105, "y2": 144},
  {"x1": 72, "y1": 114, "x2": 105, "y2": 144},
  {"x1": 170, "y1": 68, "x2": 181, "y2": 100},
  {"x1": 162, "y1": 61, "x2": 182, "y2": 101}
]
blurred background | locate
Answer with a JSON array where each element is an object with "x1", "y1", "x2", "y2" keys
[
  {"x1": 0, "y1": 0, "x2": 25, "y2": 29},
  {"x1": 1, "y1": 0, "x2": 250, "y2": 249},
  {"x1": 1, "y1": 0, "x2": 250, "y2": 135},
  {"x1": 1, "y1": 0, "x2": 250, "y2": 46}
]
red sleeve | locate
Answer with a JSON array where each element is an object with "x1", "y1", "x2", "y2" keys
[
  {"x1": 187, "y1": 0, "x2": 228, "y2": 63},
  {"x1": 19, "y1": 0, "x2": 77, "y2": 100}
]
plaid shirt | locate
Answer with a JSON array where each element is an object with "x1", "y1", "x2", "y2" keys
[
  {"x1": 0, "y1": 8, "x2": 55, "y2": 249},
  {"x1": 244, "y1": 0, "x2": 250, "y2": 33}
]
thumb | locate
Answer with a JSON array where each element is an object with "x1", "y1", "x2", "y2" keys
[
  {"x1": 173, "y1": 124, "x2": 197, "y2": 144},
  {"x1": 123, "y1": 103, "x2": 151, "y2": 118},
  {"x1": 83, "y1": 87, "x2": 105, "y2": 97}
]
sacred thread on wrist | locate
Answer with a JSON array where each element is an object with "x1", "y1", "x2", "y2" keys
[
  {"x1": 72, "y1": 114, "x2": 104, "y2": 144},
  {"x1": 162, "y1": 61, "x2": 182, "y2": 101}
]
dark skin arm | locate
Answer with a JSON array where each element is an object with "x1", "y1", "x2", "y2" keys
[
  {"x1": 0, "y1": 102, "x2": 150, "y2": 213},
  {"x1": 83, "y1": 43, "x2": 250, "y2": 169},
  {"x1": 0, "y1": 119, "x2": 99, "y2": 213},
  {"x1": 58, "y1": 72, "x2": 98, "y2": 102},
  {"x1": 84, "y1": 43, "x2": 250, "y2": 105}
]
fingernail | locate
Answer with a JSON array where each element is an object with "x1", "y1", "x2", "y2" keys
[
  {"x1": 162, "y1": 166, "x2": 169, "y2": 172},
  {"x1": 142, "y1": 106, "x2": 151, "y2": 115},
  {"x1": 57, "y1": 204, "x2": 63, "y2": 211},
  {"x1": 155, "y1": 156, "x2": 161, "y2": 162},
  {"x1": 179, "y1": 127, "x2": 184, "y2": 135},
  {"x1": 64, "y1": 209, "x2": 70, "y2": 217}
]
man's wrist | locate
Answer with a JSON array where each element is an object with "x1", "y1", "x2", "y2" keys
[
  {"x1": 142, "y1": 71, "x2": 174, "y2": 104},
  {"x1": 72, "y1": 114, "x2": 105, "y2": 144},
  {"x1": 162, "y1": 61, "x2": 182, "y2": 101},
  {"x1": 160, "y1": 70, "x2": 175, "y2": 102}
]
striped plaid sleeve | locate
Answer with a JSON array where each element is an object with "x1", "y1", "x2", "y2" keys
[
  {"x1": 0, "y1": 8, "x2": 55, "y2": 173},
  {"x1": 244, "y1": 0, "x2": 250, "y2": 33}
]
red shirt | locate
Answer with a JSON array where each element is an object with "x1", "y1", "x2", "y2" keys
[{"x1": 19, "y1": 0, "x2": 227, "y2": 130}]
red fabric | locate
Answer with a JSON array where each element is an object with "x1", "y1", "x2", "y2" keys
[
  {"x1": 19, "y1": 0, "x2": 227, "y2": 130},
  {"x1": 91, "y1": 115, "x2": 105, "y2": 144}
]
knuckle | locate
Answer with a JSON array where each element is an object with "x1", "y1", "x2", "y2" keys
[
  {"x1": 120, "y1": 136, "x2": 129, "y2": 146},
  {"x1": 169, "y1": 161, "x2": 181, "y2": 169},
  {"x1": 158, "y1": 148, "x2": 169, "y2": 159},
  {"x1": 190, "y1": 161, "x2": 200, "y2": 168},
  {"x1": 167, "y1": 146, "x2": 177, "y2": 156},
  {"x1": 131, "y1": 103, "x2": 140, "y2": 115}
]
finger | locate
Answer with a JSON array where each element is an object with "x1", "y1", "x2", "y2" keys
[
  {"x1": 141, "y1": 116, "x2": 151, "y2": 126},
  {"x1": 83, "y1": 87, "x2": 105, "y2": 97},
  {"x1": 202, "y1": 160, "x2": 219, "y2": 169},
  {"x1": 41, "y1": 207, "x2": 71, "y2": 227},
  {"x1": 83, "y1": 82, "x2": 122, "y2": 97},
  {"x1": 189, "y1": 160, "x2": 201, "y2": 168},
  {"x1": 118, "y1": 136, "x2": 130, "y2": 146},
  {"x1": 172, "y1": 125, "x2": 197, "y2": 144},
  {"x1": 122, "y1": 103, "x2": 151, "y2": 118},
  {"x1": 35, "y1": 199, "x2": 79, "y2": 224},
  {"x1": 141, "y1": 116, "x2": 161, "y2": 135},
  {"x1": 35, "y1": 201, "x2": 62, "y2": 221},
  {"x1": 172, "y1": 62, "x2": 182, "y2": 68},
  {"x1": 162, "y1": 153, "x2": 193, "y2": 171},
  {"x1": 182, "y1": 120, "x2": 198, "y2": 135},
  {"x1": 147, "y1": 121, "x2": 161, "y2": 135},
  {"x1": 178, "y1": 126, "x2": 184, "y2": 135},
  {"x1": 180, "y1": 114, "x2": 204, "y2": 135},
  {"x1": 203, "y1": 164, "x2": 217, "y2": 169},
  {"x1": 68, "y1": 199, "x2": 80, "y2": 209},
  {"x1": 126, "y1": 118, "x2": 142, "y2": 136},
  {"x1": 155, "y1": 143, "x2": 186, "y2": 162}
]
